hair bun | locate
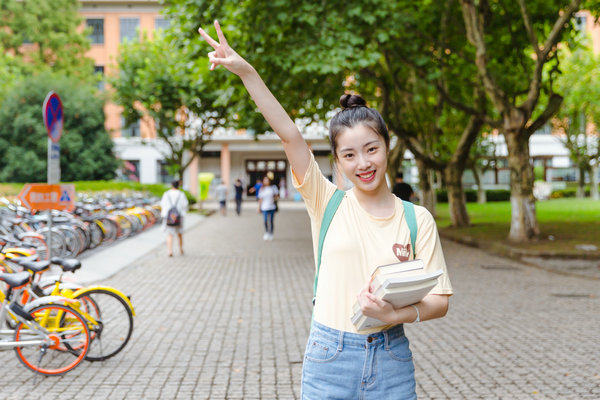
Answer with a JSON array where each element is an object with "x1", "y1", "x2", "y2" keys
[{"x1": 340, "y1": 94, "x2": 367, "y2": 109}]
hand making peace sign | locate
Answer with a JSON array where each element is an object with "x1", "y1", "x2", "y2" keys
[{"x1": 198, "y1": 20, "x2": 253, "y2": 76}]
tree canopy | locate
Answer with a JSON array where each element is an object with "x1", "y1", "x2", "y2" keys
[
  {"x1": 0, "y1": 0, "x2": 93, "y2": 80},
  {"x1": 0, "y1": 73, "x2": 119, "y2": 182},
  {"x1": 165, "y1": 0, "x2": 600, "y2": 236},
  {"x1": 111, "y1": 31, "x2": 236, "y2": 179},
  {"x1": 554, "y1": 42, "x2": 600, "y2": 196}
]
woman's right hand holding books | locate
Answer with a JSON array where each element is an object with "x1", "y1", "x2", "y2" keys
[
  {"x1": 357, "y1": 281, "x2": 422, "y2": 325},
  {"x1": 357, "y1": 281, "x2": 397, "y2": 325}
]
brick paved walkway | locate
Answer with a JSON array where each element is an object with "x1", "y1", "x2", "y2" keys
[{"x1": 1, "y1": 204, "x2": 599, "y2": 399}]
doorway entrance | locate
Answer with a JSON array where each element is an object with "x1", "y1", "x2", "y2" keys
[{"x1": 245, "y1": 159, "x2": 288, "y2": 197}]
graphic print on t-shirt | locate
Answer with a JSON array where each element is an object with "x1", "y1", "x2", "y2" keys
[{"x1": 392, "y1": 243, "x2": 411, "y2": 262}]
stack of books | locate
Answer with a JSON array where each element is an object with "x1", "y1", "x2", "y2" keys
[{"x1": 351, "y1": 259, "x2": 443, "y2": 330}]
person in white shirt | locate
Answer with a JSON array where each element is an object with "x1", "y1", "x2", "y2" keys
[
  {"x1": 215, "y1": 180, "x2": 228, "y2": 216},
  {"x1": 257, "y1": 176, "x2": 279, "y2": 240},
  {"x1": 160, "y1": 180, "x2": 189, "y2": 257}
]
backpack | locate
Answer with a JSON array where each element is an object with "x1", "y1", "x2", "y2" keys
[
  {"x1": 313, "y1": 189, "x2": 417, "y2": 306},
  {"x1": 166, "y1": 192, "x2": 183, "y2": 226}
]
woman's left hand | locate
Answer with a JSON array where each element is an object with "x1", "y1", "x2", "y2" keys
[{"x1": 357, "y1": 282, "x2": 397, "y2": 325}]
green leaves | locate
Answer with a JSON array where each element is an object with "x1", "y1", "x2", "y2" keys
[
  {"x1": 0, "y1": 0, "x2": 93, "y2": 82},
  {"x1": 0, "y1": 73, "x2": 119, "y2": 182},
  {"x1": 111, "y1": 29, "x2": 233, "y2": 178}
]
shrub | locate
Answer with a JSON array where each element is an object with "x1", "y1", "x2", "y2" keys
[
  {"x1": 549, "y1": 187, "x2": 591, "y2": 199},
  {"x1": 436, "y1": 188, "x2": 511, "y2": 203}
]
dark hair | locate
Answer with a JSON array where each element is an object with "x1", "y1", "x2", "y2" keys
[
  {"x1": 171, "y1": 180, "x2": 180, "y2": 189},
  {"x1": 329, "y1": 94, "x2": 390, "y2": 158}
]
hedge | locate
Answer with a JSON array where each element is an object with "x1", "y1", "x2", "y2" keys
[
  {"x1": 549, "y1": 187, "x2": 593, "y2": 199},
  {"x1": 0, "y1": 181, "x2": 197, "y2": 205},
  {"x1": 436, "y1": 189, "x2": 511, "y2": 203}
]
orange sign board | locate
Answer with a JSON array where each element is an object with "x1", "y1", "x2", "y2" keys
[{"x1": 18, "y1": 184, "x2": 75, "y2": 211}]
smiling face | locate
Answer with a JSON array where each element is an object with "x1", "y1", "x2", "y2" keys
[{"x1": 335, "y1": 123, "x2": 389, "y2": 194}]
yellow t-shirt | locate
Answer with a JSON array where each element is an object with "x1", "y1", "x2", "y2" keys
[{"x1": 293, "y1": 154, "x2": 453, "y2": 334}]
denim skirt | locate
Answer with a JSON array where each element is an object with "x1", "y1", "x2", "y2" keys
[{"x1": 301, "y1": 320, "x2": 417, "y2": 400}]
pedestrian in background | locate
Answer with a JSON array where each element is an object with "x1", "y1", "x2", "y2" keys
[
  {"x1": 233, "y1": 178, "x2": 244, "y2": 216},
  {"x1": 392, "y1": 172, "x2": 414, "y2": 202},
  {"x1": 160, "y1": 180, "x2": 188, "y2": 257},
  {"x1": 258, "y1": 175, "x2": 279, "y2": 240},
  {"x1": 279, "y1": 177, "x2": 288, "y2": 199},
  {"x1": 249, "y1": 177, "x2": 263, "y2": 213},
  {"x1": 199, "y1": 21, "x2": 452, "y2": 399},
  {"x1": 216, "y1": 180, "x2": 228, "y2": 216}
]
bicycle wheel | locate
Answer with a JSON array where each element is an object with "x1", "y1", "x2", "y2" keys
[
  {"x1": 20, "y1": 235, "x2": 49, "y2": 261},
  {"x1": 74, "y1": 289, "x2": 134, "y2": 361},
  {"x1": 14, "y1": 304, "x2": 90, "y2": 375}
]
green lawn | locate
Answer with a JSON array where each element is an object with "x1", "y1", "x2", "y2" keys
[{"x1": 436, "y1": 199, "x2": 600, "y2": 255}]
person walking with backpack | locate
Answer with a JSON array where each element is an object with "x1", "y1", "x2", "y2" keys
[
  {"x1": 199, "y1": 22, "x2": 452, "y2": 399},
  {"x1": 161, "y1": 180, "x2": 189, "y2": 257}
]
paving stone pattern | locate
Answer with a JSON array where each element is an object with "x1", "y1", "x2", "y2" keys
[{"x1": 1, "y1": 206, "x2": 598, "y2": 399}]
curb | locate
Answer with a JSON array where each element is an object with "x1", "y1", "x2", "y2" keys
[
  {"x1": 74, "y1": 212, "x2": 207, "y2": 284},
  {"x1": 439, "y1": 232, "x2": 600, "y2": 281}
]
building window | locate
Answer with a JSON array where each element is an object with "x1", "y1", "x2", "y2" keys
[
  {"x1": 87, "y1": 19, "x2": 104, "y2": 44},
  {"x1": 157, "y1": 160, "x2": 173, "y2": 184},
  {"x1": 535, "y1": 123, "x2": 552, "y2": 135},
  {"x1": 574, "y1": 14, "x2": 587, "y2": 31},
  {"x1": 120, "y1": 18, "x2": 140, "y2": 43},
  {"x1": 120, "y1": 160, "x2": 140, "y2": 182},
  {"x1": 155, "y1": 17, "x2": 170, "y2": 31},
  {"x1": 94, "y1": 66, "x2": 105, "y2": 91},
  {"x1": 121, "y1": 116, "x2": 141, "y2": 138}
]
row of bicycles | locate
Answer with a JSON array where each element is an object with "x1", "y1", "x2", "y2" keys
[
  {"x1": 0, "y1": 251, "x2": 135, "y2": 375},
  {"x1": 0, "y1": 194, "x2": 162, "y2": 260},
  {"x1": 0, "y1": 193, "x2": 159, "y2": 375}
]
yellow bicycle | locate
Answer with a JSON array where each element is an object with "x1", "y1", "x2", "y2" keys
[{"x1": 0, "y1": 271, "x2": 90, "y2": 375}]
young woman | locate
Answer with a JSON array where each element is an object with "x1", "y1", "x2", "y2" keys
[
  {"x1": 199, "y1": 21, "x2": 453, "y2": 399},
  {"x1": 258, "y1": 175, "x2": 279, "y2": 240}
]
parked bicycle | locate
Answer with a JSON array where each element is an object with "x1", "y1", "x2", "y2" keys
[{"x1": 0, "y1": 271, "x2": 90, "y2": 375}]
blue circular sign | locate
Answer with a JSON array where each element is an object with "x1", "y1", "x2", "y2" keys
[{"x1": 43, "y1": 91, "x2": 63, "y2": 143}]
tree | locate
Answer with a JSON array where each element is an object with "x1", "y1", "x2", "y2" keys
[
  {"x1": 553, "y1": 44, "x2": 600, "y2": 199},
  {"x1": 111, "y1": 32, "x2": 233, "y2": 179},
  {"x1": 468, "y1": 136, "x2": 500, "y2": 203},
  {"x1": 167, "y1": 0, "x2": 488, "y2": 226},
  {"x1": 459, "y1": 0, "x2": 599, "y2": 241},
  {"x1": 164, "y1": 0, "x2": 346, "y2": 134},
  {"x1": 0, "y1": 73, "x2": 119, "y2": 182},
  {"x1": 0, "y1": 0, "x2": 94, "y2": 79}
]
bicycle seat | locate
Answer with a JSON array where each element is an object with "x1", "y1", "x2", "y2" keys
[
  {"x1": 50, "y1": 257, "x2": 82, "y2": 272},
  {"x1": 17, "y1": 260, "x2": 51, "y2": 274},
  {"x1": 0, "y1": 271, "x2": 30, "y2": 288},
  {"x1": 8, "y1": 254, "x2": 38, "y2": 263}
]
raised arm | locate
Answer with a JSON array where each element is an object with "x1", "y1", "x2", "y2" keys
[{"x1": 198, "y1": 21, "x2": 311, "y2": 183}]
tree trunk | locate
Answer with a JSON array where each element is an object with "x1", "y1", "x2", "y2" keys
[
  {"x1": 386, "y1": 141, "x2": 406, "y2": 184},
  {"x1": 445, "y1": 165, "x2": 470, "y2": 227},
  {"x1": 472, "y1": 164, "x2": 487, "y2": 203},
  {"x1": 576, "y1": 167, "x2": 586, "y2": 198},
  {"x1": 416, "y1": 159, "x2": 436, "y2": 217},
  {"x1": 505, "y1": 132, "x2": 540, "y2": 241},
  {"x1": 591, "y1": 164, "x2": 599, "y2": 200}
]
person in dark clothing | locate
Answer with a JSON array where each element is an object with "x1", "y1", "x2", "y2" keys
[
  {"x1": 392, "y1": 172, "x2": 414, "y2": 202},
  {"x1": 233, "y1": 179, "x2": 244, "y2": 215}
]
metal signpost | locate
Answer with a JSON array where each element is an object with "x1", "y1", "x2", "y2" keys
[{"x1": 42, "y1": 91, "x2": 64, "y2": 258}]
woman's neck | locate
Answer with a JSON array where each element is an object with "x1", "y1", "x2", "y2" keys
[{"x1": 352, "y1": 183, "x2": 396, "y2": 218}]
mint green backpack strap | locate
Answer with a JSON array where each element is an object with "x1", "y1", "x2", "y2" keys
[
  {"x1": 313, "y1": 189, "x2": 345, "y2": 305},
  {"x1": 402, "y1": 200, "x2": 418, "y2": 259}
]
